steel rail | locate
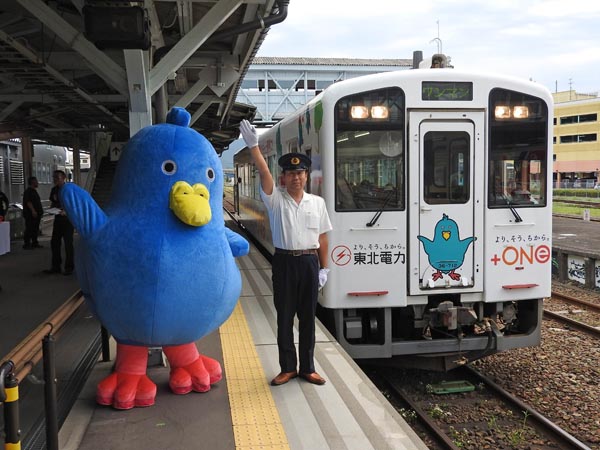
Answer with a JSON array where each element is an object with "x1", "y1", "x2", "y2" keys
[
  {"x1": 543, "y1": 310, "x2": 600, "y2": 338},
  {"x1": 550, "y1": 291, "x2": 600, "y2": 314},
  {"x1": 377, "y1": 372, "x2": 461, "y2": 450},
  {"x1": 464, "y1": 365, "x2": 592, "y2": 450}
]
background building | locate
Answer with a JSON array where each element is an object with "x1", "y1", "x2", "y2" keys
[{"x1": 552, "y1": 90, "x2": 600, "y2": 188}]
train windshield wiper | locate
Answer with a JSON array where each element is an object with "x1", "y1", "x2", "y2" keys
[
  {"x1": 366, "y1": 190, "x2": 395, "y2": 227},
  {"x1": 502, "y1": 194, "x2": 523, "y2": 223}
]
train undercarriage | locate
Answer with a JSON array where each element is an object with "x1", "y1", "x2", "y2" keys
[{"x1": 320, "y1": 297, "x2": 543, "y2": 371}]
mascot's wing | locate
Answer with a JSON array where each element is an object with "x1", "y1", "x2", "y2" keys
[
  {"x1": 417, "y1": 235, "x2": 433, "y2": 252},
  {"x1": 225, "y1": 228, "x2": 250, "y2": 257},
  {"x1": 60, "y1": 183, "x2": 107, "y2": 239},
  {"x1": 460, "y1": 236, "x2": 476, "y2": 248}
]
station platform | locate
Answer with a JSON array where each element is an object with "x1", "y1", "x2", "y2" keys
[
  {"x1": 47, "y1": 230, "x2": 427, "y2": 450},
  {"x1": 5, "y1": 215, "x2": 597, "y2": 450},
  {"x1": 552, "y1": 215, "x2": 600, "y2": 257}
]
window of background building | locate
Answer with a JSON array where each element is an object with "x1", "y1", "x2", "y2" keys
[
  {"x1": 560, "y1": 113, "x2": 598, "y2": 125},
  {"x1": 560, "y1": 133, "x2": 597, "y2": 143}
]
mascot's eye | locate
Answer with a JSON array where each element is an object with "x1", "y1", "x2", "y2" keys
[
  {"x1": 206, "y1": 168, "x2": 215, "y2": 182},
  {"x1": 162, "y1": 160, "x2": 177, "y2": 175}
]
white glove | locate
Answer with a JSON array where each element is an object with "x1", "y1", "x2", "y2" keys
[
  {"x1": 318, "y1": 268, "x2": 330, "y2": 289},
  {"x1": 240, "y1": 119, "x2": 258, "y2": 148}
]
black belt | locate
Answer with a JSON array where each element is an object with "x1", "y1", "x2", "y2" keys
[{"x1": 275, "y1": 248, "x2": 318, "y2": 256}]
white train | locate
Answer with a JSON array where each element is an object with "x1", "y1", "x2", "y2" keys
[{"x1": 233, "y1": 58, "x2": 553, "y2": 369}]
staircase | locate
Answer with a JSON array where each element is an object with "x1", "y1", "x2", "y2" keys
[{"x1": 91, "y1": 157, "x2": 118, "y2": 208}]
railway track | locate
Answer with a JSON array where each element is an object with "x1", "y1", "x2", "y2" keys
[
  {"x1": 553, "y1": 198, "x2": 600, "y2": 208},
  {"x1": 367, "y1": 365, "x2": 593, "y2": 450},
  {"x1": 545, "y1": 290, "x2": 600, "y2": 338}
]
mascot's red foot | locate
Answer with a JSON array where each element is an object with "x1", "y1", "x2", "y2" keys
[
  {"x1": 200, "y1": 354, "x2": 222, "y2": 384},
  {"x1": 96, "y1": 372, "x2": 157, "y2": 410},
  {"x1": 96, "y1": 343, "x2": 156, "y2": 409},
  {"x1": 164, "y1": 343, "x2": 222, "y2": 394}
]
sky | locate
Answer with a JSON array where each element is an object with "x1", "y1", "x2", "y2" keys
[
  {"x1": 257, "y1": 0, "x2": 600, "y2": 95},
  {"x1": 222, "y1": 0, "x2": 600, "y2": 167}
]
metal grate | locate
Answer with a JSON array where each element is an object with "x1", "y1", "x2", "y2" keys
[{"x1": 9, "y1": 159, "x2": 23, "y2": 185}]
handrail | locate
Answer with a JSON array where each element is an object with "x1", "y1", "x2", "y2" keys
[
  {"x1": 1, "y1": 290, "x2": 84, "y2": 381},
  {"x1": 1, "y1": 290, "x2": 85, "y2": 450}
]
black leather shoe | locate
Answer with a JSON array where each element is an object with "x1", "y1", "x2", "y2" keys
[
  {"x1": 299, "y1": 372, "x2": 326, "y2": 385},
  {"x1": 270, "y1": 371, "x2": 298, "y2": 386},
  {"x1": 43, "y1": 268, "x2": 61, "y2": 274}
]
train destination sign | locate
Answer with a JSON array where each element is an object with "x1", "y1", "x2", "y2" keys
[{"x1": 422, "y1": 81, "x2": 473, "y2": 101}]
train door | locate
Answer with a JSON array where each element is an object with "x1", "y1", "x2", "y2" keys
[{"x1": 408, "y1": 111, "x2": 484, "y2": 294}]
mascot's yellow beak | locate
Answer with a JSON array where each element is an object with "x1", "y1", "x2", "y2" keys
[
  {"x1": 169, "y1": 181, "x2": 211, "y2": 227},
  {"x1": 442, "y1": 231, "x2": 451, "y2": 241}
]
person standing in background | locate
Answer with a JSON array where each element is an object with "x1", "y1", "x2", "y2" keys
[
  {"x1": 0, "y1": 189, "x2": 9, "y2": 291},
  {"x1": 44, "y1": 170, "x2": 74, "y2": 275},
  {"x1": 240, "y1": 119, "x2": 332, "y2": 386},
  {"x1": 0, "y1": 190, "x2": 9, "y2": 221},
  {"x1": 22, "y1": 176, "x2": 44, "y2": 249}
]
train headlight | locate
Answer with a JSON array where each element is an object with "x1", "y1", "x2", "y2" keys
[
  {"x1": 350, "y1": 106, "x2": 369, "y2": 119},
  {"x1": 513, "y1": 105, "x2": 529, "y2": 119},
  {"x1": 371, "y1": 106, "x2": 389, "y2": 119},
  {"x1": 494, "y1": 105, "x2": 511, "y2": 119}
]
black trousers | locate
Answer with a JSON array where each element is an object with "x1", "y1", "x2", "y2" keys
[
  {"x1": 23, "y1": 216, "x2": 41, "y2": 246},
  {"x1": 51, "y1": 216, "x2": 74, "y2": 271},
  {"x1": 272, "y1": 252, "x2": 319, "y2": 373}
]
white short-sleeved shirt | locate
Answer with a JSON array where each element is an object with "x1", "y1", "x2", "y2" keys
[{"x1": 260, "y1": 186, "x2": 332, "y2": 250}]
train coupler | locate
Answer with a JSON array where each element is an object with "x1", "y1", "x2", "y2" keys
[{"x1": 428, "y1": 301, "x2": 477, "y2": 330}]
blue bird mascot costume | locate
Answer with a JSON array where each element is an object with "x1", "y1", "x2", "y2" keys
[{"x1": 60, "y1": 107, "x2": 249, "y2": 409}]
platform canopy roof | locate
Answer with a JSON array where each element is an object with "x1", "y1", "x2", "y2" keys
[{"x1": 0, "y1": 0, "x2": 287, "y2": 152}]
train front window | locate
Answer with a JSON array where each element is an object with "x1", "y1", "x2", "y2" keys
[
  {"x1": 488, "y1": 89, "x2": 548, "y2": 208},
  {"x1": 334, "y1": 87, "x2": 405, "y2": 212}
]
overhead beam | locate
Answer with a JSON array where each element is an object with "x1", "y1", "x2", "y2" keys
[
  {"x1": 16, "y1": 0, "x2": 128, "y2": 96},
  {"x1": 190, "y1": 101, "x2": 214, "y2": 126},
  {"x1": 149, "y1": 0, "x2": 243, "y2": 96},
  {"x1": 0, "y1": 28, "x2": 128, "y2": 128},
  {"x1": 0, "y1": 100, "x2": 24, "y2": 121}
]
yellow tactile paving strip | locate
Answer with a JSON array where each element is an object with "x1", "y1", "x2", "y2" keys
[{"x1": 220, "y1": 302, "x2": 290, "y2": 450}]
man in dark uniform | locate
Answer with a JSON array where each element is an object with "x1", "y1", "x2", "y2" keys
[
  {"x1": 0, "y1": 190, "x2": 9, "y2": 220},
  {"x1": 44, "y1": 170, "x2": 74, "y2": 275},
  {"x1": 0, "y1": 189, "x2": 8, "y2": 291},
  {"x1": 240, "y1": 120, "x2": 332, "y2": 386},
  {"x1": 22, "y1": 176, "x2": 44, "y2": 249}
]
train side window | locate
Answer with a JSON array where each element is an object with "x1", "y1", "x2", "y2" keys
[
  {"x1": 288, "y1": 138, "x2": 298, "y2": 153},
  {"x1": 334, "y1": 87, "x2": 405, "y2": 212}
]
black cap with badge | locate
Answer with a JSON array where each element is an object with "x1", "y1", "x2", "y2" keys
[{"x1": 278, "y1": 152, "x2": 311, "y2": 171}]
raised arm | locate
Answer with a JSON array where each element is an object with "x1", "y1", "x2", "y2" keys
[{"x1": 240, "y1": 120, "x2": 274, "y2": 195}]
